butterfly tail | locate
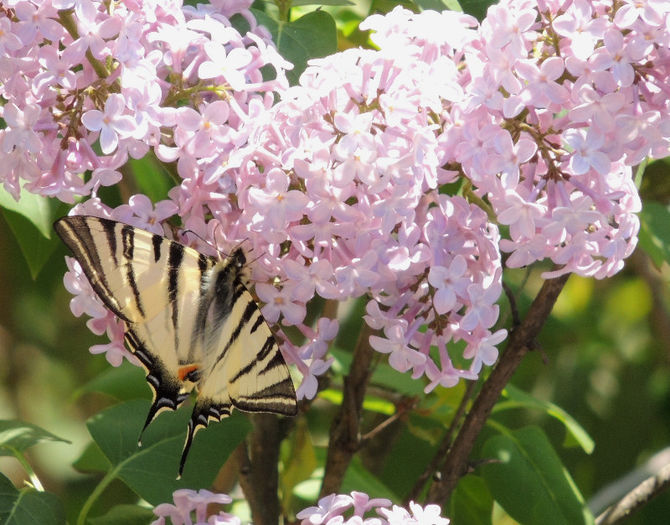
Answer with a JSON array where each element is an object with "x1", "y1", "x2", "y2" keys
[
  {"x1": 137, "y1": 389, "x2": 190, "y2": 446},
  {"x1": 177, "y1": 399, "x2": 232, "y2": 479}
]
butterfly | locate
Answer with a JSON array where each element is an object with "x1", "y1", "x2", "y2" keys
[{"x1": 54, "y1": 215, "x2": 297, "y2": 478}]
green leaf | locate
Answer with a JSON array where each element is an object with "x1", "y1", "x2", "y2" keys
[
  {"x1": 87, "y1": 400, "x2": 251, "y2": 505},
  {"x1": 75, "y1": 361, "x2": 149, "y2": 402},
  {"x1": 252, "y1": 10, "x2": 337, "y2": 85},
  {"x1": 291, "y1": 0, "x2": 353, "y2": 5},
  {"x1": 481, "y1": 426, "x2": 594, "y2": 525},
  {"x1": 0, "y1": 185, "x2": 67, "y2": 279},
  {"x1": 460, "y1": 0, "x2": 496, "y2": 21},
  {"x1": 494, "y1": 384, "x2": 594, "y2": 454},
  {"x1": 342, "y1": 457, "x2": 399, "y2": 501},
  {"x1": 281, "y1": 419, "x2": 318, "y2": 511},
  {"x1": 638, "y1": 201, "x2": 670, "y2": 268},
  {"x1": 0, "y1": 473, "x2": 66, "y2": 525},
  {"x1": 127, "y1": 155, "x2": 175, "y2": 204},
  {"x1": 317, "y1": 388, "x2": 396, "y2": 415},
  {"x1": 415, "y1": 0, "x2": 452, "y2": 10},
  {"x1": 330, "y1": 347, "x2": 426, "y2": 396},
  {"x1": 369, "y1": 0, "x2": 417, "y2": 15},
  {"x1": 0, "y1": 184, "x2": 58, "y2": 238},
  {"x1": 0, "y1": 421, "x2": 70, "y2": 457},
  {"x1": 292, "y1": 470, "x2": 323, "y2": 502},
  {"x1": 72, "y1": 441, "x2": 112, "y2": 473},
  {"x1": 450, "y1": 475, "x2": 493, "y2": 525},
  {"x1": 88, "y1": 504, "x2": 155, "y2": 525}
]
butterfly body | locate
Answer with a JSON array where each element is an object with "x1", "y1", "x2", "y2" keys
[{"x1": 54, "y1": 215, "x2": 297, "y2": 477}]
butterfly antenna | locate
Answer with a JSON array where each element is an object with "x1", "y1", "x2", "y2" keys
[{"x1": 181, "y1": 228, "x2": 218, "y2": 252}]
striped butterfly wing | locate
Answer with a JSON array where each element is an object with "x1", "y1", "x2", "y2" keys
[
  {"x1": 55, "y1": 215, "x2": 297, "y2": 477},
  {"x1": 178, "y1": 253, "x2": 298, "y2": 475},
  {"x1": 54, "y1": 215, "x2": 217, "y2": 435}
]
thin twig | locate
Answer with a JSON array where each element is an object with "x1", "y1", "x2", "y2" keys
[
  {"x1": 426, "y1": 272, "x2": 570, "y2": 504},
  {"x1": 405, "y1": 380, "x2": 477, "y2": 504},
  {"x1": 360, "y1": 398, "x2": 416, "y2": 444},
  {"x1": 319, "y1": 322, "x2": 376, "y2": 497},
  {"x1": 596, "y1": 462, "x2": 670, "y2": 525},
  {"x1": 502, "y1": 280, "x2": 521, "y2": 327}
]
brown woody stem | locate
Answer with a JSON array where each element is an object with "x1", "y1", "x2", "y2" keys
[
  {"x1": 426, "y1": 272, "x2": 570, "y2": 504},
  {"x1": 236, "y1": 414, "x2": 289, "y2": 525},
  {"x1": 319, "y1": 322, "x2": 376, "y2": 497}
]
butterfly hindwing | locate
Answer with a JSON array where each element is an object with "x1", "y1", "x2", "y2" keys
[
  {"x1": 55, "y1": 215, "x2": 298, "y2": 477},
  {"x1": 177, "y1": 253, "x2": 298, "y2": 475}
]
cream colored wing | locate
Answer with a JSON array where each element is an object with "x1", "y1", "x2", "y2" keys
[
  {"x1": 54, "y1": 215, "x2": 218, "y2": 436},
  {"x1": 55, "y1": 216, "x2": 297, "y2": 478},
  {"x1": 177, "y1": 252, "x2": 297, "y2": 477}
]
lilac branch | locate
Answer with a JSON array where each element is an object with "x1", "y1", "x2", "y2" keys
[
  {"x1": 596, "y1": 462, "x2": 670, "y2": 525},
  {"x1": 426, "y1": 272, "x2": 570, "y2": 504},
  {"x1": 406, "y1": 380, "x2": 477, "y2": 504},
  {"x1": 319, "y1": 322, "x2": 376, "y2": 498},
  {"x1": 235, "y1": 414, "x2": 293, "y2": 525}
]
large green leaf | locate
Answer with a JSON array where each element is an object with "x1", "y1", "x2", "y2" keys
[
  {"x1": 0, "y1": 421, "x2": 70, "y2": 457},
  {"x1": 88, "y1": 504, "x2": 155, "y2": 525},
  {"x1": 460, "y1": 0, "x2": 496, "y2": 21},
  {"x1": 0, "y1": 185, "x2": 67, "y2": 279},
  {"x1": 252, "y1": 10, "x2": 337, "y2": 85},
  {"x1": 87, "y1": 399, "x2": 251, "y2": 505},
  {"x1": 481, "y1": 426, "x2": 594, "y2": 525},
  {"x1": 75, "y1": 361, "x2": 149, "y2": 402},
  {"x1": 493, "y1": 384, "x2": 594, "y2": 454},
  {"x1": 0, "y1": 473, "x2": 65, "y2": 525},
  {"x1": 281, "y1": 419, "x2": 318, "y2": 511},
  {"x1": 72, "y1": 441, "x2": 112, "y2": 474},
  {"x1": 342, "y1": 456, "x2": 399, "y2": 502},
  {"x1": 450, "y1": 475, "x2": 493, "y2": 525},
  {"x1": 638, "y1": 201, "x2": 670, "y2": 268},
  {"x1": 291, "y1": 0, "x2": 353, "y2": 5}
]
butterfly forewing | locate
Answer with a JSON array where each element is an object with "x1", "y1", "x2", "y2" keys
[{"x1": 54, "y1": 216, "x2": 298, "y2": 477}]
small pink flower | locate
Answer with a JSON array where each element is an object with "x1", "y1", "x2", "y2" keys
[
  {"x1": 1, "y1": 103, "x2": 42, "y2": 154},
  {"x1": 112, "y1": 194, "x2": 178, "y2": 234},
  {"x1": 198, "y1": 41, "x2": 252, "y2": 91},
  {"x1": 256, "y1": 282, "x2": 306, "y2": 326},
  {"x1": 89, "y1": 319, "x2": 132, "y2": 367},
  {"x1": 81, "y1": 94, "x2": 136, "y2": 154}
]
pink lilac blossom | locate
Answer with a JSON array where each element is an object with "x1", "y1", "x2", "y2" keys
[
  {"x1": 153, "y1": 488, "x2": 449, "y2": 525},
  {"x1": 151, "y1": 489, "x2": 239, "y2": 525},
  {"x1": 295, "y1": 491, "x2": 449, "y2": 524},
  {"x1": 0, "y1": 0, "x2": 288, "y2": 202},
  {"x1": 4, "y1": 0, "x2": 670, "y2": 395}
]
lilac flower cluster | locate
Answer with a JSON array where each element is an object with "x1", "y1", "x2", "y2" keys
[
  {"x1": 4, "y1": 1, "x2": 670, "y2": 397},
  {"x1": 151, "y1": 489, "x2": 449, "y2": 525},
  {"x1": 151, "y1": 489, "x2": 239, "y2": 525},
  {"x1": 294, "y1": 491, "x2": 448, "y2": 524}
]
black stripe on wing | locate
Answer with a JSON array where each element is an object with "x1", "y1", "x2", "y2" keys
[
  {"x1": 231, "y1": 380, "x2": 298, "y2": 415},
  {"x1": 167, "y1": 242, "x2": 184, "y2": 352},
  {"x1": 121, "y1": 225, "x2": 146, "y2": 318},
  {"x1": 151, "y1": 233, "x2": 162, "y2": 262},
  {"x1": 125, "y1": 329, "x2": 191, "y2": 443},
  {"x1": 211, "y1": 299, "x2": 257, "y2": 368},
  {"x1": 54, "y1": 216, "x2": 131, "y2": 323}
]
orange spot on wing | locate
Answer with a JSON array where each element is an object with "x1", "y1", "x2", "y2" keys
[{"x1": 178, "y1": 364, "x2": 199, "y2": 381}]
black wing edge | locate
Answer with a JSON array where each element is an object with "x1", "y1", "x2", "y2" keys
[
  {"x1": 125, "y1": 330, "x2": 190, "y2": 444},
  {"x1": 178, "y1": 399, "x2": 232, "y2": 480},
  {"x1": 54, "y1": 215, "x2": 134, "y2": 323}
]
